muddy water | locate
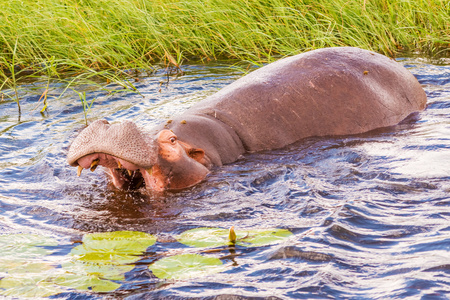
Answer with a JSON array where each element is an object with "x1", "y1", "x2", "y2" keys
[{"x1": 0, "y1": 58, "x2": 449, "y2": 299}]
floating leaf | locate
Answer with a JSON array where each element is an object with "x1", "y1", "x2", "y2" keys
[
  {"x1": 58, "y1": 230, "x2": 156, "y2": 292},
  {"x1": 0, "y1": 234, "x2": 59, "y2": 248},
  {"x1": 0, "y1": 260, "x2": 54, "y2": 274},
  {"x1": 82, "y1": 230, "x2": 157, "y2": 249},
  {"x1": 71, "y1": 244, "x2": 141, "y2": 266},
  {"x1": 0, "y1": 273, "x2": 66, "y2": 298},
  {"x1": 149, "y1": 254, "x2": 226, "y2": 280},
  {"x1": 71, "y1": 231, "x2": 157, "y2": 265},
  {"x1": 61, "y1": 260, "x2": 133, "y2": 281},
  {"x1": 236, "y1": 228, "x2": 293, "y2": 247},
  {"x1": 57, "y1": 259, "x2": 124, "y2": 293},
  {"x1": 0, "y1": 234, "x2": 59, "y2": 259},
  {"x1": 0, "y1": 232, "x2": 145, "y2": 296},
  {"x1": 53, "y1": 273, "x2": 121, "y2": 293},
  {"x1": 0, "y1": 234, "x2": 65, "y2": 298},
  {"x1": 178, "y1": 227, "x2": 293, "y2": 248},
  {"x1": 177, "y1": 228, "x2": 231, "y2": 248}
]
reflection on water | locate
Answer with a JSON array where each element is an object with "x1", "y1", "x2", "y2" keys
[{"x1": 0, "y1": 59, "x2": 449, "y2": 299}]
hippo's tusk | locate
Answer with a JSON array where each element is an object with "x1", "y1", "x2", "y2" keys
[
  {"x1": 90, "y1": 159, "x2": 99, "y2": 172},
  {"x1": 77, "y1": 165, "x2": 83, "y2": 177},
  {"x1": 127, "y1": 170, "x2": 133, "y2": 176},
  {"x1": 117, "y1": 161, "x2": 122, "y2": 169},
  {"x1": 146, "y1": 167, "x2": 153, "y2": 176}
]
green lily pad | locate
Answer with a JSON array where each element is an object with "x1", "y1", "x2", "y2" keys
[
  {"x1": 177, "y1": 228, "x2": 229, "y2": 248},
  {"x1": 0, "y1": 234, "x2": 59, "y2": 259},
  {"x1": 70, "y1": 244, "x2": 142, "y2": 266},
  {"x1": 0, "y1": 234, "x2": 65, "y2": 297},
  {"x1": 82, "y1": 231, "x2": 157, "y2": 253},
  {"x1": 58, "y1": 230, "x2": 156, "y2": 292},
  {"x1": 0, "y1": 234, "x2": 59, "y2": 248},
  {"x1": 71, "y1": 231, "x2": 157, "y2": 265},
  {"x1": 61, "y1": 259, "x2": 134, "y2": 281},
  {"x1": 53, "y1": 272, "x2": 121, "y2": 293},
  {"x1": 177, "y1": 227, "x2": 293, "y2": 248},
  {"x1": 149, "y1": 254, "x2": 226, "y2": 280},
  {"x1": 0, "y1": 260, "x2": 55, "y2": 274},
  {"x1": 0, "y1": 273, "x2": 66, "y2": 298},
  {"x1": 237, "y1": 228, "x2": 293, "y2": 247}
]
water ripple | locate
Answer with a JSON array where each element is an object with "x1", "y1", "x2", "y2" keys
[{"x1": 0, "y1": 59, "x2": 449, "y2": 298}]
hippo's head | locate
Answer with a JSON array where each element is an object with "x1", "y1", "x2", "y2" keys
[{"x1": 67, "y1": 120, "x2": 209, "y2": 191}]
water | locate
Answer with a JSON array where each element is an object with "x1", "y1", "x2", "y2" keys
[{"x1": 0, "y1": 57, "x2": 449, "y2": 299}]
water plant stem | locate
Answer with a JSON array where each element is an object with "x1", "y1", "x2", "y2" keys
[{"x1": 1, "y1": 39, "x2": 21, "y2": 115}]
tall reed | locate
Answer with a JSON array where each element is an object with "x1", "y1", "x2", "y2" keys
[{"x1": 1, "y1": 0, "x2": 449, "y2": 88}]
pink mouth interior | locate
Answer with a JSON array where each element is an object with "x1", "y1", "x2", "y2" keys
[
  {"x1": 77, "y1": 153, "x2": 141, "y2": 171},
  {"x1": 76, "y1": 153, "x2": 156, "y2": 190}
]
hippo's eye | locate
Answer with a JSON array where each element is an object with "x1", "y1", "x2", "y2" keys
[{"x1": 170, "y1": 137, "x2": 177, "y2": 143}]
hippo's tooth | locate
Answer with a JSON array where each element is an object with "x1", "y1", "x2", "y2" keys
[
  {"x1": 127, "y1": 170, "x2": 132, "y2": 176},
  {"x1": 90, "y1": 159, "x2": 99, "y2": 172},
  {"x1": 77, "y1": 166, "x2": 83, "y2": 177},
  {"x1": 117, "y1": 161, "x2": 122, "y2": 169},
  {"x1": 146, "y1": 167, "x2": 153, "y2": 176}
]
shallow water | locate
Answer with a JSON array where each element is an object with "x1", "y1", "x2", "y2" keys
[{"x1": 0, "y1": 57, "x2": 449, "y2": 299}]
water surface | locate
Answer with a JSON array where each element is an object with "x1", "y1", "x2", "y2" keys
[{"x1": 0, "y1": 57, "x2": 449, "y2": 299}]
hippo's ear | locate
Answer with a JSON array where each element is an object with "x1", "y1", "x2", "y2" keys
[
  {"x1": 187, "y1": 148, "x2": 205, "y2": 162},
  {"x1": 190, "y1": 147, "x2": 212, "y2": 167},
  {"x1": 178, "y1": 141, "x2": 210, "y2": 167}
]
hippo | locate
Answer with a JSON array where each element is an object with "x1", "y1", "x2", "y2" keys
[{"x1": 67, "y1": 47, "x2": 427, "y2": 191}]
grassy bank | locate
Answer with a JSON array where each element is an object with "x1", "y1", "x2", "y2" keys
[{"x1": 1, "y1": 0, "x2": 449, "y2": 112}]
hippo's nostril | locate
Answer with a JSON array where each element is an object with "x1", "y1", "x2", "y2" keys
[
  {"x1": 77, "y1": 165, "x2": 83, "y2": 177},
  {"x1": 90, "y1": 159, "x2": 99, "y2": 172}
]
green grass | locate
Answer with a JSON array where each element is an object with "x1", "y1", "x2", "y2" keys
[{"x1": 1, "y1": 0, "x2": 449, "y2": 113}]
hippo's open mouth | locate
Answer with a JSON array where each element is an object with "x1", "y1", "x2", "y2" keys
[
  {"x1": 109, "y1": 167, "x2": 146, "y2": 190},
  {"x1": 67, "y1": 120, "x2": 164, "y2": 191},
  {"x1": 75, "y1": 152, "x2": 157, "y2": 190}
]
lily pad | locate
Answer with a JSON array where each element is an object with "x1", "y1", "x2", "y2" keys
[
  {"x1": 0, "y1": 234, "x2": 59, "y2": 259},
  {"x1": 0, "y1": 273, "x2": 66, "y2": 298},
  {"x1": 178, "y1": 227, "x2": 293, "y2": 248},
  {"x1": 71, "y1": 231, "x2": 157, "y2": 265},
  {"x1": 0, "y1": 234, "x2": 59, "y2": 248},
  {"x1": 61, "y1": 259, "x2": 134, "y2": 281},
  {"x1": 0, "y1": 234, "x2": 64, "y2": 298},
  {"x1": 149, "y1": 254, "x2": 226, "y2": 280},
  {"x1": 0, "y1": 260, "x2": 55, "y2": 275},
  {"x1": 58, "y1": 230, "x2": 156, "y2": 292},
  {"x1": 237, "y1": 228, "x2": 293, "y2": 247},
  {"x1": 82, "y1": 231, "x2": 157, "y2": 253},
  {"x1": 53, "y1": 272, "x2": 121, "y2": 293},
  {"x1": 0, "y1": 232, "x2": 148, "y2": 296}
]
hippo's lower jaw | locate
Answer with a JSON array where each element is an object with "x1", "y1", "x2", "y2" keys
[
  {"x1": 75, "y1": 151, "x2": 209, "y2": 192},
  {"x1": 76, "y1": 152, "x2": 159, "y2": 191},
  {"x1": 108, "y1": 167, "x2": 148, "y2": 190}
]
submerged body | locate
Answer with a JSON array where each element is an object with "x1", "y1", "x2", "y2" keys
[{"x1": 67, "y1": 47, "x2": 427, "y2": 191}]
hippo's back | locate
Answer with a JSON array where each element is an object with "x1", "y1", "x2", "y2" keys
[{"x1": 188, "y1": 47, "x2": 427, "y2": 151}]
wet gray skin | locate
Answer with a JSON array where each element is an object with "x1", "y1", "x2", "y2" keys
[{"x1": 67, "y1": 47, "x2": 427, "y2": 191}]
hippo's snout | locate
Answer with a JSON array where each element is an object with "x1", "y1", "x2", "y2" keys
[
  {"x1": 67, "y1": 119, "x2": 157, "y2": 168},
  {"x1": 67, "y1": 120, "x2": 159, "y2": 189}
]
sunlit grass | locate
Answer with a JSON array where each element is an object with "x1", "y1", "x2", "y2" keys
[{"x1": 0, "y1": 0, "x2": 449, "y2": 114}]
